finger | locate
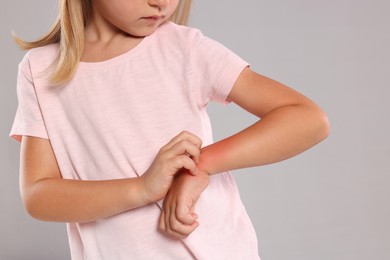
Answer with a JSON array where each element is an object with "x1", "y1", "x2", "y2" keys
[
  {"x1": 169, "y1": 140, "x2": 200, "y2": 162},
  {"x1": 176, "y1": 200, "x2": 198, "y2": 225},
  {"x1": 170, "y1": 155, "x2": 197, "y2": 175},
  {"x1": 162, "y1": 207, "x2": 199, "y2": 240},
  {"x1": 161, "y1": 193, "x2": 174, "y2": 233},
  {"x1": 162, "y1": 131, "x2": 202, "y2": 153},
  {"x1": 164, "y1": 198, "x2": 174, "y2": 235},
  {"x1": 159, "y1": 140, "x2": 199, "y2": 164},
  {"x1": 163, "y1": 197, "x2": 195, "y2": 239},
  {"x1": 168, "y1": 213, "x2": 199, "y2": 238},
  {"x1": 168, "y1": 198, "x2": 199, "y2": 237}
]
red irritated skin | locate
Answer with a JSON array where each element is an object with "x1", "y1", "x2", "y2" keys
[{"x1": 159, "y1": 67, "x2": 330, "y2": 239}]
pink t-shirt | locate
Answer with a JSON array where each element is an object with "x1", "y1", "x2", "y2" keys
[{"x1": 10, "y1": 22, "x2": 260, "y2": 259}]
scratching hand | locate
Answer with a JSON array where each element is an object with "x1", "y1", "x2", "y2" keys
[{"x1": 140, "y1": 131, "x2": 202, "y2": 204}]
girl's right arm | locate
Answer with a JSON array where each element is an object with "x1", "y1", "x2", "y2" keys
[{"x1": 20, "y1": 131, "x2": 202, "y2": 223}]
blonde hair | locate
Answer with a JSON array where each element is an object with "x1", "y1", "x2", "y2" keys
[{"x1": 14, "y1": 0, "x2": 192, "y2": 85}]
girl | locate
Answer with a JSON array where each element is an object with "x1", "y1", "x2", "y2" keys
[{"x1": 9, "y1": 0, "x2": 329, "y2": 259}]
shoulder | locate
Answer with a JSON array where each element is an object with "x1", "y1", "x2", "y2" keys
[
  {"x1": 20, "y1": 44, "x2": 59, "y2": 75},
  {"x1": 154, "y1": 21, "x2": 205, "y2": 46},
  {"x1": 150, "y1": 22, "x2": 220, "y2": 61},
  {"x1": 18, "y1": 44, "x2": 59, "y2": 84}
]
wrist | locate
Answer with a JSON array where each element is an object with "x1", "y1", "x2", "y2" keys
[
  {"x1": 197, "y1": 165, "x2": 211, "y2": 176},
  {"x1": 176, "y1": 169, "x2": 210, "y2": 194},
  {"x1": 136, "y1": 176, "x2": 154, "y2": 206},
  {"x1": 197, "y1": 145, "x2": 217, "y2": 176}
]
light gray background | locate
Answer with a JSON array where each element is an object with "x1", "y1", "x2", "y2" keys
[{"x1": 1, "y1": 0, "x2": 389, "y2": 259}]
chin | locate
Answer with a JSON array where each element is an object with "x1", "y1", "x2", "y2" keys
[{"x1": 127, "y1": 28, "x2": 158, "y2": 38}]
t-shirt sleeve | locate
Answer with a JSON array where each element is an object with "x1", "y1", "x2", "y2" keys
[
  {"x1": 189, "y1": 29, "x2": 250, "y2": 106},
  {"x1": 9, "y1": 55, "x2": 49, "y2": 143}
]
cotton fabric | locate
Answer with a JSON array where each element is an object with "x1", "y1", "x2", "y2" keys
[{"x1": 9, "y1": 22, "x2": 260, "y2": 259}]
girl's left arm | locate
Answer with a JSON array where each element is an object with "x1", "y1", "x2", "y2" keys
[
  {"x1": 199, "y1": 67, "x2": 330, "y2": 174},
  {"x1": 159, "y1": 67, "x2": 330, "y2": 238}
]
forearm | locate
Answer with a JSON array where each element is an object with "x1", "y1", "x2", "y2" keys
[
  {"x1": 198, "y1": 103, "x2": 329, "y2": 175},
  {"x1": 23, "y1": 177, "x2": 149, "y2": 223},
  {"x1": 21, "y1": 132, "x2": 202, "y2": 224}
]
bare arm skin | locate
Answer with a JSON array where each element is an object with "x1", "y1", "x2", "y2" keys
[
  {"x1": 20, "y1": 131, "x2": 202, "y2": 223},
  {"x1": 199, "y1": 67, "x2": 330, "y2": 174},
  {"x1": 160, "y1": 67, "x2": 330, "y2": 238}
]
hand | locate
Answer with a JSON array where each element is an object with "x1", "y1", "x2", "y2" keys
[
  {"x1": 159, "y1": 169, "x2": 210, "y2": 239},
  {"x1": 140, "y1": 131, "x2": 202, "y2": 203}
]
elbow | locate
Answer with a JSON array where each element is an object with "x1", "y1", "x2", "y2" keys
[
  {"x1": 21, "y1": 185, "x2": 49, "y2": 221},
  {"x1": 312, "y1": 107, "x2": 330, "y2": 144},
  {"x1": 322, "y1": 112, "x2": 331, "y2": 140},
  {"x1": 22, "y1": 193, "x2": 44, "y2": 221}
]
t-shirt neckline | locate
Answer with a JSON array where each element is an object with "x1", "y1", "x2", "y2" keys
[{"x1": 77, "y1": 32, "x2": 154, "y2": 70}]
